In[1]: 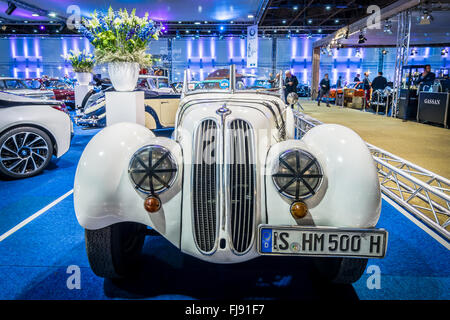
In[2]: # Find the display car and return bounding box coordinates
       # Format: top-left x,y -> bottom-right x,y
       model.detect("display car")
26,78 -> 76,109
297,83 -> 311,97
74,66 -> 387,283
75,75 -> 181,130
0,92 -> 72,179
0,77 -> 55,100
137,75 -> 181,130
329,82 -> 366,106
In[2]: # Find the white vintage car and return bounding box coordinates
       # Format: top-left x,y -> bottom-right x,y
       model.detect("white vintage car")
0,92 -> 72,179
74,66 -> 387,283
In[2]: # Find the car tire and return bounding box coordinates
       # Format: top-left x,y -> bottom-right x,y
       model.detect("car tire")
0,126 -> 54,179
313,257 -> 368,284
85,222 -> 147,279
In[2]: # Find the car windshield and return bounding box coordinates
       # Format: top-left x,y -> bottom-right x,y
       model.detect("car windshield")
158,79 -> 169,88
25,80 -> 42,89
185,68 -> 280,94
45,80 -> 71,89
4,79 -> 29,90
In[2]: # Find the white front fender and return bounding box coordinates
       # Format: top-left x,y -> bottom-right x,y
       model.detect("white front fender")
265,124 -> 381,228
74,122 -> 183,247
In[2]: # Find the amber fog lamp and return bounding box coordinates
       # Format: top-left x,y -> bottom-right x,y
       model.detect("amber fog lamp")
144,196 -> 161,213
290,201 -> 308,219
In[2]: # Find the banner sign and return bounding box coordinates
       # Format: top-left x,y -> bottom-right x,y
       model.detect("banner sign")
247,25 -> 258,68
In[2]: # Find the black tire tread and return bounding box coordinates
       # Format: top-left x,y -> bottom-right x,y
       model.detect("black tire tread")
0,126 -> 53,179
85,227 -> 120,279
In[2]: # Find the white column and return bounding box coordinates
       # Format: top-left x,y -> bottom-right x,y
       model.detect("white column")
74,85 -> 93,109
105,91 -> 145,126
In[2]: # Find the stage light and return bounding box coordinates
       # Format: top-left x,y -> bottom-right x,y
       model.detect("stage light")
382,49 -> 388,55
358,31 -> 367,44
219,26 -> 224,31
194,22 -> 200,25
410,48 -> 418,56
318,29 -> 322,33
185,30 -> 189,33
230,21 -> 234,24
441,48 -> 448,56
326,5 -> 331,10
178,21 -> 182,24
248,14 -> 254,19
383,20 -> 393,34
282,20 -> 286,24
419,9 -> 433,25
293,6 -> 298,11
32,13 -> 40,17
308,19 -> 312,24
39,25 -> 45,31
5,2 -> 16,15
335,19 -> 339,23
48,12 -> 56,18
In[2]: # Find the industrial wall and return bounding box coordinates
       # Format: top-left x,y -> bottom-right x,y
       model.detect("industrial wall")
0,36 -> 447,87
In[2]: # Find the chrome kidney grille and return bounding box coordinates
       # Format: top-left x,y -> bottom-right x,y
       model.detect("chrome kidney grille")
192,119 -> 218,253
229,120 -> 256,254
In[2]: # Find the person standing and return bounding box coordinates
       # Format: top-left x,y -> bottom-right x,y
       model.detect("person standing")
336,76 -> 343,88
362,72 -> 371,108
284,70 -> 299,102
415,64 -> 436,87
371,71 -> 388,91
318,73 -> 331,107
354,74 -> 361,82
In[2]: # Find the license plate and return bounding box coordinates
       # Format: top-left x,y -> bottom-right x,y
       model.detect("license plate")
258,226 -> 387,258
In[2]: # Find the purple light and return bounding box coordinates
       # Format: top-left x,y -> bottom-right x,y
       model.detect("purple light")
39,25 -> 45,31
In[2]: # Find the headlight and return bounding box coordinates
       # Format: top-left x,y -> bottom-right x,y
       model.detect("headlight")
128,145 -> 177,194
272,149 -> 323,200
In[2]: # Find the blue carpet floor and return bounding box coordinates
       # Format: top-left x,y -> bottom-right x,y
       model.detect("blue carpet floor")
0,124 -> 448,300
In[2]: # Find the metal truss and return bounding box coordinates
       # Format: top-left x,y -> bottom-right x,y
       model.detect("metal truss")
392,9 -> 411,118
293,111 -> 450,241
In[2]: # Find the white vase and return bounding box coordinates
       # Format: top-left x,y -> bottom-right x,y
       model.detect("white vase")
108,62 -> 140,92
76,72 -> 92,85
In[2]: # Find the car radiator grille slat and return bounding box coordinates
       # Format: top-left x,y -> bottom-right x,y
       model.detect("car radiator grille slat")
192,119 -> 217,253
230,120 -> 256,254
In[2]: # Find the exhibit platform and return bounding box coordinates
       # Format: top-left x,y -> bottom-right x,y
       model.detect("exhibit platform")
300,99 -> 450,179
0,122 -> 448,300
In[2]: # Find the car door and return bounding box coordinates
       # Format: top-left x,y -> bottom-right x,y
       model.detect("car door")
159,98 -> 180,127
144,98 -> 161,130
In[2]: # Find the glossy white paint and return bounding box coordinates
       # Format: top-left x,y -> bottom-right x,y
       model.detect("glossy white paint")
74,90 -> 382,264
0,93 -> 72,157
74,122 -> 183,247
265,124 -> 381,228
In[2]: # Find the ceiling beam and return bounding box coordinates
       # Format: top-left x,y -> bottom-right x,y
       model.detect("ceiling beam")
257,0 -> 273,25
313,0 -> 421,48
317,0 -> 357,26
287,0 -> 316,26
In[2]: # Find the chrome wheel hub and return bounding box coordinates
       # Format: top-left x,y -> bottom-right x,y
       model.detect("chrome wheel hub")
0,132 -> 49,175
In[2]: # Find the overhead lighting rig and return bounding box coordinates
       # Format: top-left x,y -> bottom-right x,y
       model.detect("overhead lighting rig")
419,8 -> 433,25
358,30 -> 367,44
5,2 -> 17,15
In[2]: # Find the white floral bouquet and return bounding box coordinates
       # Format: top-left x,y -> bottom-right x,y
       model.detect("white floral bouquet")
79,7 -> 162,66
62,49 -> 95,73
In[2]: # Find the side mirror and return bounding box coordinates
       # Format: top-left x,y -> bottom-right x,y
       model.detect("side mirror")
286,92 -> 299,106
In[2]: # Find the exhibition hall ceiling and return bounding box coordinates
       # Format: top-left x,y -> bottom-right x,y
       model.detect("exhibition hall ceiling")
339,10 -> 450,47
0,0 -> 261,22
